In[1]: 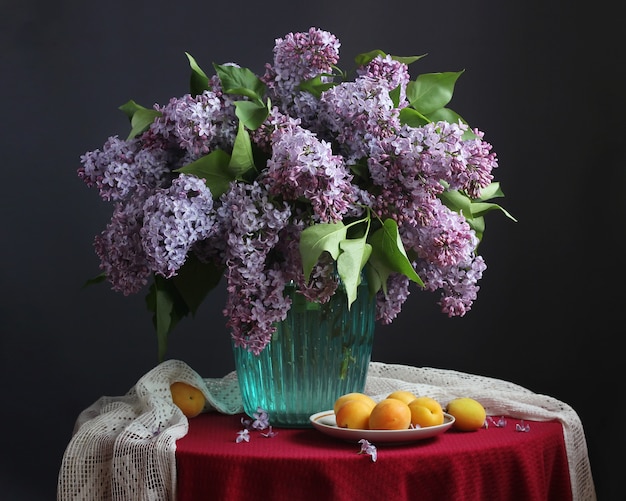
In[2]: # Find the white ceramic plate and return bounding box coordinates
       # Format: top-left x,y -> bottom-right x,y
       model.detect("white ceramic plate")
309,410 -> 455,444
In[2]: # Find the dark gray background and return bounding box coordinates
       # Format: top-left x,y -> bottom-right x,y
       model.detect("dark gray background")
2,1 -> 623,499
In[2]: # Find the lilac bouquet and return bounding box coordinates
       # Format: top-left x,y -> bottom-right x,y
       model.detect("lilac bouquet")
79,27 -> 514,360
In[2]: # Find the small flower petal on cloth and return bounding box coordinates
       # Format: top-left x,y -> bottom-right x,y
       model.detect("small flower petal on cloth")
236,429 -> 250,443
358,439 -> 378,462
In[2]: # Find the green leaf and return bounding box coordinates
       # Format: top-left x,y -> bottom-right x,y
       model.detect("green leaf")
469,201 -> 517,222
337,238 -> 372,309
174,149 -> 236,199
82,272 -> 107,288
439,184 -> 516,244
399,106 -> 469,129
144,258 -> 223,363
354,50 -> 387,66
398,107 -> 429,127
391,54 -> 427,65
299,222 -> 347,281
146,275 -> 189,363
228,120 -> 257,176
129,109 -> 161,139
367,219 -> 423,293
298,74 -> 336,98
354,50 -> 426,67
440,185 -> 517,224
349,160 -> 372,185
118,99 -> 144,120
389,85 -> 401,108
233,99 -> 269,130
172,254 -> 223,314
424,107 -> 466,125
118,100 -> 161,139
477,181 -> 504,200
213,63 -> 267,103
185,52 -> 210,96
439,189 -> 473,216
364,263 -> 383,297
467,215 -> 486,241
405,71 -> 464,115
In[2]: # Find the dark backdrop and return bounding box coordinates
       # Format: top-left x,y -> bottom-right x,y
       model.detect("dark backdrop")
2,1 -> 623,499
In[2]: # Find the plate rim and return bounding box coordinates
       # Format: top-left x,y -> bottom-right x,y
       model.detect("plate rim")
309,409 -> 455,443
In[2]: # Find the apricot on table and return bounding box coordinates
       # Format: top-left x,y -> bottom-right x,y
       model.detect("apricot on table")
368,398 -> 412,430
408,396 -> 444,428
335,399 -> 373,429
170,381 -> 206,418
333,392 -> 376,414
446,397 -> 486,431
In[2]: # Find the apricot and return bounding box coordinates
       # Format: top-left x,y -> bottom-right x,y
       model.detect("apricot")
368,398 -> 412,430
446,397 -> 486,431
408,396 -> 444,428
386,390 -> 418,405
335,399 -> 372,429
170,381 -> 205,418
333,392 -> 376,414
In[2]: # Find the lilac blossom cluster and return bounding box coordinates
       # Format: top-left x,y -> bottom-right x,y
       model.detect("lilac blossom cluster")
237,407 -> 277,442
79,27 -> 501,355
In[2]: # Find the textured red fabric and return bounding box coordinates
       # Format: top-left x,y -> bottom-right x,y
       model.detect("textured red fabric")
176,413 -> 572,501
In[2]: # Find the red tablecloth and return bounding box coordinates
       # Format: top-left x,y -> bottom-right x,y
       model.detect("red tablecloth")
175,412 -> 572,501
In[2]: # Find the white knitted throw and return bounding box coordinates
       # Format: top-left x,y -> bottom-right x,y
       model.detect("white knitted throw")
57,360 -> 597,501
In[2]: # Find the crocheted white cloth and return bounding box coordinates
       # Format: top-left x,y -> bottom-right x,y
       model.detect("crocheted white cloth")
57,360 -> 596,501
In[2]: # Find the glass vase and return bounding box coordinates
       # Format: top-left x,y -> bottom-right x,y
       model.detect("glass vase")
232,277 -> 376,427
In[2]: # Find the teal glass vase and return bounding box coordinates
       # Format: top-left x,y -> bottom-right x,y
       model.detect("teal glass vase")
232,277 -> 376,427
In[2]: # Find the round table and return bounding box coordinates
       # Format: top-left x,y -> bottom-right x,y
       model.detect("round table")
175,412 -> 572,501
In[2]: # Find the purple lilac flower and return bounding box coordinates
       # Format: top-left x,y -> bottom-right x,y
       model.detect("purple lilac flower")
405,121 -> 495,197
488,416 -> 507,428
80,28 -> 505,346
367,132 -> 444,227
239,409 -> 278,439
225,267 -> 289,355
240,416 -> 253,429
286,92 -> 322,131
358,439 -> 377,462
406,199 -> 478,268
235,429 -> 250,443
264,122 -> 354,223
374,203 -> 485,319
140,174 -> 216,278
295,256 -> 339,304
367,121 -> 495,230
251,407 -> 270,430
344,186 -> 374,218
376,273 -> 410,324
251,107 -> 302,154
78,136 -> 171,202
357,54 -> 411,107
365,121 -> 491,319
270,213 -> 306,280
148,90 -> 238,163
93,190 -> 152,295
217,181 -> 293,354
454,128 -> 498,198
262,27 -> 340,117
416,254 -> 487,317
316,76 -> 401,163
260,426 -> 278,438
